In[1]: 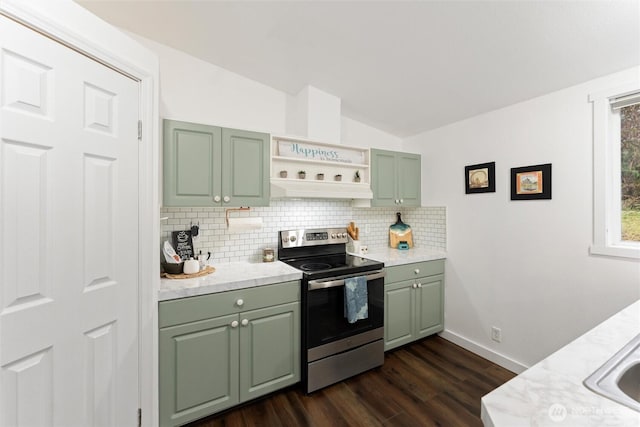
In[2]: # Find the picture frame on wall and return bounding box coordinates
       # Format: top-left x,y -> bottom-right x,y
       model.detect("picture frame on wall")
465,161 -> 496,194
510,163 -> 552,200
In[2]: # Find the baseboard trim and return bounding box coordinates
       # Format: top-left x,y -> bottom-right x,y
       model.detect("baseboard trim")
438,330 -> 529,374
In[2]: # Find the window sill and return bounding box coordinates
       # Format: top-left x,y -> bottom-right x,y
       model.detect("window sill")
590,244 -> 640,260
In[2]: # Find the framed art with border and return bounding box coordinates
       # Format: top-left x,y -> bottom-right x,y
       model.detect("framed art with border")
510,163 -> 552,200
465,162 -> 495,194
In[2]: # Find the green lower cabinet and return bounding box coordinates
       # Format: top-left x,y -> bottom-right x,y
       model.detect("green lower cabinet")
415,275 -> 444,339
239,302 -> 300,402
159,282 -> 300,427
384,260 -> 444,352
384,279 -> 415,349
159,314 -> 239,427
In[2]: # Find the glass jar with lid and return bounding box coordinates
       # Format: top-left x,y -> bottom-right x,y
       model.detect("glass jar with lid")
262,248 -> 275,262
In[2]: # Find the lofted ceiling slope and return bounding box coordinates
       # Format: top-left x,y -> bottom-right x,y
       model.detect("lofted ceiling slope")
78,0 -> 640,137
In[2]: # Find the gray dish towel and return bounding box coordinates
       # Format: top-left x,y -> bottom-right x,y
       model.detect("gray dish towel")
344,276 -> 368,324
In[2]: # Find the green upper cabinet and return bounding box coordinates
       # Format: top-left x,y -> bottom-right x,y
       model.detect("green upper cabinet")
163,119 -> 270,207
397,152 -> 421,206
222,128 -> 270,206
371,149 -> 421,207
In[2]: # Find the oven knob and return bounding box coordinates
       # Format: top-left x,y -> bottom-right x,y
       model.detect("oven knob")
331,233 -> 336,239
236,299 -> 244,307
289,236 -> 296,242
341,232 -> 347,238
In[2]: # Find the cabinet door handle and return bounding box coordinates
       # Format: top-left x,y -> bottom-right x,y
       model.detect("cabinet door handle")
417,283 -> 422,288
414,269 -> 420,274
400,199 -> 404,204
214,195 -> 221,203
395,199 -> 399,204
223,196 -> 231,203
236,299 -> 244,307
241,318 -> 249,327
230,320 -> 239,328
412,283 -> 417,289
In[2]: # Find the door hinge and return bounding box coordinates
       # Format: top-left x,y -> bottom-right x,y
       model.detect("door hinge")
138,120 -> 142,140
137,408 -> 142,427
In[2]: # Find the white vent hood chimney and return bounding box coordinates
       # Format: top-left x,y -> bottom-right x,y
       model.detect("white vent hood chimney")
287,86 -> 342,142
272,87 -> 373,201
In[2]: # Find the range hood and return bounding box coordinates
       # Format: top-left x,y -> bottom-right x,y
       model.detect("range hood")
270,179 -> 373,200
270,133 -> 373,201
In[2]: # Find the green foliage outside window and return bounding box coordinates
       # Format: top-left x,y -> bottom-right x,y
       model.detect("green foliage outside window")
621,104 -> 640,241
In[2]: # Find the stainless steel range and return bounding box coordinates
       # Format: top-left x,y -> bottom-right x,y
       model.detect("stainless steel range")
278,227 -> 385,393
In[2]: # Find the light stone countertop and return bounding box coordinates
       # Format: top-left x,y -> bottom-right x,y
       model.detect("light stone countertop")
159,246 -> 446,302
159,261 -> 302,302
481,300 -> 640,427
351,246 -> 447,267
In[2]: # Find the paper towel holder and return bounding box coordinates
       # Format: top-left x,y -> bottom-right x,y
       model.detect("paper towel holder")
225,207 -> 251,226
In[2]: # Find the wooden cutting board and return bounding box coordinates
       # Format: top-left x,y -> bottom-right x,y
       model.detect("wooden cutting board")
389,212 -> 413,248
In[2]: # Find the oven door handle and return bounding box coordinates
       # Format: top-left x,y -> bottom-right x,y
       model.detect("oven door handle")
307,270 -> 385,291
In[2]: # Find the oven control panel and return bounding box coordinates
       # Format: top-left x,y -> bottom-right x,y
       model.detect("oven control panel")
280,228 -> 349,248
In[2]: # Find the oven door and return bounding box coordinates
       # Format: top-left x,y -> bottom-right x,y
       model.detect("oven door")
305,270 -> 385,349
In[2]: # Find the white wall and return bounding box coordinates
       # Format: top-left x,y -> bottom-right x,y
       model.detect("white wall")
342,116 -> 403,150
129,34 -> 287,135
404,67 -> 640,371
130,33 -> 401,151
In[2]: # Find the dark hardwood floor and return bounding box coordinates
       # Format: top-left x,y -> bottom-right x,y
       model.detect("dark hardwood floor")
188,336 -> 516,427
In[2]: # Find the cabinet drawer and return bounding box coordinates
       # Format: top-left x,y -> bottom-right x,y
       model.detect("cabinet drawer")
385,259 -> 444,283
159,280 -> 300,328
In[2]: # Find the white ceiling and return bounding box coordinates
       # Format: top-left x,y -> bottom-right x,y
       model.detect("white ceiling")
78,0 -> 640,137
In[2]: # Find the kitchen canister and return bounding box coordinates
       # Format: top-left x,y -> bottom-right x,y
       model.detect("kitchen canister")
262,248 -> 275,262
183,258 -> 200,274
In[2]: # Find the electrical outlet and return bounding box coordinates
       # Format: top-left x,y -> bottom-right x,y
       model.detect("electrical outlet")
491,326 -> 502,343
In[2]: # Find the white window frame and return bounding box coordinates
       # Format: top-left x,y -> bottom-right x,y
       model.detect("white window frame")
589,82 -> 640,259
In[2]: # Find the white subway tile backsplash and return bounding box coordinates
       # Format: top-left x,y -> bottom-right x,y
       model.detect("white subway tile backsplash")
160,200 -> 446,264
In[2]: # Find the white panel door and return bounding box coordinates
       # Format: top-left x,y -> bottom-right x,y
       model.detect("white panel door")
0,15 -> 140,426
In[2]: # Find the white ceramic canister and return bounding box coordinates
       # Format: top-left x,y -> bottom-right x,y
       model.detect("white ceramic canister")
183,258 -> 200,274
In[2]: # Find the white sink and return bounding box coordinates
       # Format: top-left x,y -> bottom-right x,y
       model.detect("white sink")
584,333 -> 640,412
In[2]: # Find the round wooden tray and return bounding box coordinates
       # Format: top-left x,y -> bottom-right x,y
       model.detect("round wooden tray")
161,265 -> 215,279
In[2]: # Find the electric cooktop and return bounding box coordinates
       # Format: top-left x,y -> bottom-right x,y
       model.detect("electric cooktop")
281,253 -> 383,279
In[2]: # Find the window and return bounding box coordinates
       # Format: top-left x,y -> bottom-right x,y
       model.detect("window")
590,83 -> 640,259
620,103 -> 640,242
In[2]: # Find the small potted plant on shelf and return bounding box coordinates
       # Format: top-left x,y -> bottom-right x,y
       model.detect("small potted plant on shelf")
334,174 -> 342,182
354,170 -> 361,183
316,173 -> 324,180
298,170 -> 306,179
279,170 -> 288,178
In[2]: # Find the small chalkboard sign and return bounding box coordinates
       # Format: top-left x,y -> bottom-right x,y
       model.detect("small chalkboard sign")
172,230 -> 194,261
